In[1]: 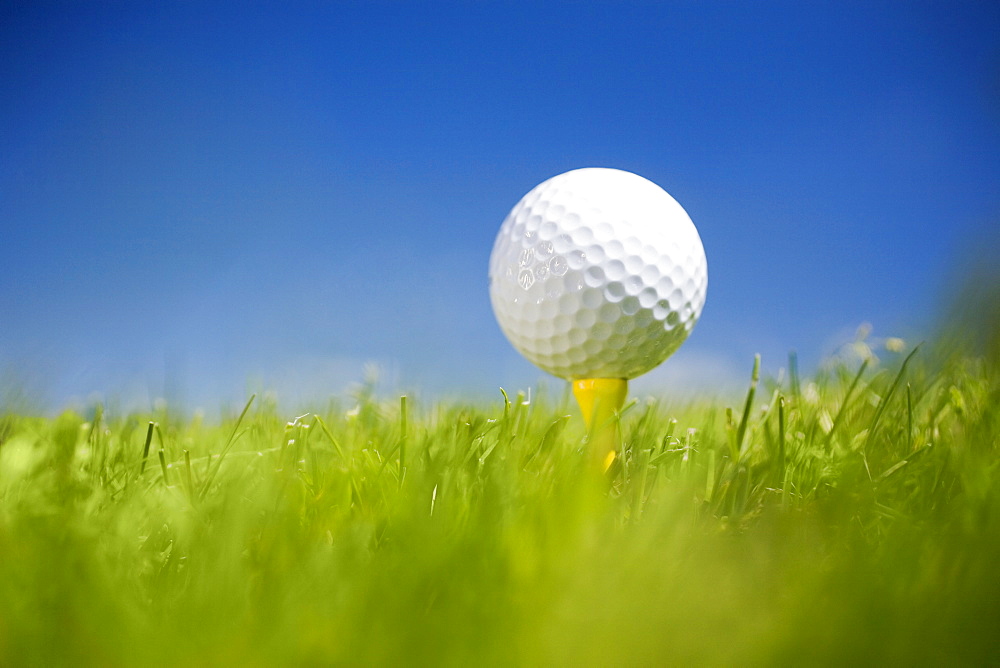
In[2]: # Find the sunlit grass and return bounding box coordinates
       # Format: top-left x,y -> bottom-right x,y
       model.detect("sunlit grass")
0,340 -> 998,665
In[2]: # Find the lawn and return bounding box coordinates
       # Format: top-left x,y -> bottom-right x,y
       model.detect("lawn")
0,339 -> 997,665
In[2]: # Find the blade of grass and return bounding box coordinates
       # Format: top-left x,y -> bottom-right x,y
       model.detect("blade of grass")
158,449 -> 170,485
705,448 -> 716,503
906,382 -> 913,450
199,394 -> 256,499
183,449 -> 195,499
399,395 -> 408,479
140,421 -> 154,474
630,447 -> 651,523
155,422 -> 167,457
522,414 -> 571,468
659,418 -> 678,454
789,350 -> 801,400
776,395 -> 786,483
725,407 -> 738,460
735,354 -> 761,457
499,387 -> 511,422
313,415 -> 346,460
865,345 -> 921,450
825,358 -> 870,448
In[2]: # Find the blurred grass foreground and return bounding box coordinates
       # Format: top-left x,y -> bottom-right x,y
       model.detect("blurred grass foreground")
1,288 -> 999,665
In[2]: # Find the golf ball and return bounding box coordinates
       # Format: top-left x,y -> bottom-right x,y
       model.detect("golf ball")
489,168 -> 707,380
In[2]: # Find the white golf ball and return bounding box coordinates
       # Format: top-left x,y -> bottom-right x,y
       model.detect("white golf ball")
489,167 -> 707,380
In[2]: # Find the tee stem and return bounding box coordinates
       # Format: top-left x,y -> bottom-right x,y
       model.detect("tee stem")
572,378 -> 628,471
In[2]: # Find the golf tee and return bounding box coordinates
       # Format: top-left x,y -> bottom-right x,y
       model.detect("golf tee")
572,378 -> 628,471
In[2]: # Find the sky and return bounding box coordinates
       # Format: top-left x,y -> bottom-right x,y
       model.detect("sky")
2,1 -> 999,412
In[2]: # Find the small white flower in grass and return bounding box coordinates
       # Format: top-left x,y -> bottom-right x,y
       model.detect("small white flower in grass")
885,337 -> 906,353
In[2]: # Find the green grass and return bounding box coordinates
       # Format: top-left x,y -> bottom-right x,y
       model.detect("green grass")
1,344 -> 998,666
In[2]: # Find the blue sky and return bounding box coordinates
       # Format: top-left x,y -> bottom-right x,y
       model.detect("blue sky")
3,1 -> 999,411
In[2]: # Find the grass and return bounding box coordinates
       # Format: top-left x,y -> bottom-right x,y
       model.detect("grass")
0,340 -> 998,666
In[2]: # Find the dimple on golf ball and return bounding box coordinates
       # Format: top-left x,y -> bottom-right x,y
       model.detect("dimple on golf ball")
489,167 -> 707,380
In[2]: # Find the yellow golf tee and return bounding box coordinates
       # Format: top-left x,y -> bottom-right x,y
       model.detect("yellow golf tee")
572,378 -> 628,471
